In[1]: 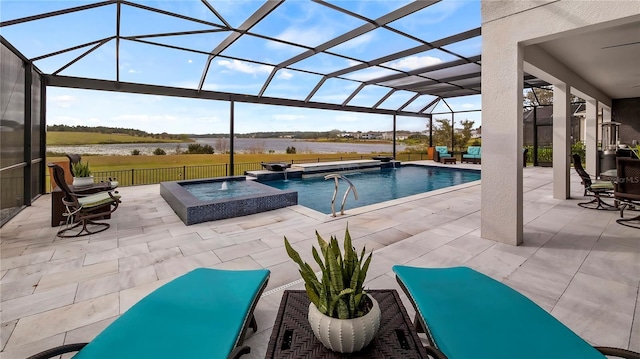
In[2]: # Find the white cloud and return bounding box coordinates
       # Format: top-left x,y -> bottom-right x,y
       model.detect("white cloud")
332,32 -> 374,51
335,115 -> 360,122
50,115 -> 81,125
277,70 -> 293,80
270,26 -> 332,49
111,114 -> 178,123
462,103 -> 476,109
346,59 -> 361,67
188,59 -> 193,63
345,67 -> 398,82
128,69 -> 139,74
217,59 -> 273,75
386,55 -> 442,71
272,114 -> 305,121
51,95 -> 76,108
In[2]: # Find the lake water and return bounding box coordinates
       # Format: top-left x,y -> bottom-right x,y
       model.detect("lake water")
48,138 -> 406,156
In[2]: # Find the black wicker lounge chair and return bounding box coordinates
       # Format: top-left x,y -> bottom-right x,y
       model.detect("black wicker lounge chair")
394,265 -> 640,359
260,162 -> 291,171
27,268 -> 270,359
614,157 -> 640,228
572,154 -> 617,210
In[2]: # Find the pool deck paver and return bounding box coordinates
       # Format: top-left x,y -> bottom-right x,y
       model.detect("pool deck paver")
0,162 -> 638,358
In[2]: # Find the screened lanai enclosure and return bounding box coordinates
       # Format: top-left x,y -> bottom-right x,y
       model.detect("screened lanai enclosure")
1,0 -> 553,226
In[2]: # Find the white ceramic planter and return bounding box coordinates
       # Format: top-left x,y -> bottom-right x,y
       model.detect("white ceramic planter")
73,176 -> 94,187
308,295 -> 381,353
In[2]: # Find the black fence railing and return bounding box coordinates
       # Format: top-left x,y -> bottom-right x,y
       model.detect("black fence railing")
48,154 -> 434,190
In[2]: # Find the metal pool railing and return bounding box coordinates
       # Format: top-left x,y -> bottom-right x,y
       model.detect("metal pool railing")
89,163 -> 264,187
46,153 -> 433,190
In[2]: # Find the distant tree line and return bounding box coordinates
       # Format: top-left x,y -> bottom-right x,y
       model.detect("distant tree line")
47,124 -> 190,141
190,130 -> 345,139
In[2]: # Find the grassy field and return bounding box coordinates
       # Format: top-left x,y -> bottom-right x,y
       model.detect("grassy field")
45,153 -> 401,190
46,153 -> 392,171
47,132 -> 192,145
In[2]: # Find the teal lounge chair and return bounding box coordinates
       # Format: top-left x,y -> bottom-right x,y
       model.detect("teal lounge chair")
393,266 -> 639,359
434,146 -> 452,162
461,146 -> 481,164
27,268 -> 270,359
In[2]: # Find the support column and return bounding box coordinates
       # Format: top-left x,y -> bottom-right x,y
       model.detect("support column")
23,63 -> 32,205
392,114 -> 397,159
585,99 -> 598,173
552,84 -> 571,199
229,101 -> 234,176
481,38 -> 523,245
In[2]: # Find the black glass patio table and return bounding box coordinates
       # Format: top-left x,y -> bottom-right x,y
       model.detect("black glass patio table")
265,289 -> 429,358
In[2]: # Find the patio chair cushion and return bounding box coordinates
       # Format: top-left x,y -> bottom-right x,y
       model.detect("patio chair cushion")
73,268 -> 270,359
462,146 -> 482,159
590,181 -> 614,190
435,146 -> 452,158
77,192 -> 122,208
393,266 -> 605,359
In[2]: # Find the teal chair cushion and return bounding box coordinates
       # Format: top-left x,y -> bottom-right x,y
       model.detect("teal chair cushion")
74,268 -> 270,359
435,146 -> 452,158
393,266 -> 605,359
435,146 -> 449,154
466,146 -> 481,156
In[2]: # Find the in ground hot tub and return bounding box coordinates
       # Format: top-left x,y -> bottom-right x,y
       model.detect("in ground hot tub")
160,176 -> 297,225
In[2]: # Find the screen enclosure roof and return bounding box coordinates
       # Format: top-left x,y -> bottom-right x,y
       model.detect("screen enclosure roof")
0,0 -> 543,117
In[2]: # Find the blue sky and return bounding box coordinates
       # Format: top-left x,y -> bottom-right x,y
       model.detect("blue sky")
1,0 -> 482,134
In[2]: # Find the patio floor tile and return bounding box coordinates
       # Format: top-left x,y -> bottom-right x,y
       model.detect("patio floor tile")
0,165 -> 637,358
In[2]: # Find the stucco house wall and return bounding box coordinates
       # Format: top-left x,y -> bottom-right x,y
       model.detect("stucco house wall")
480,1 -> 639,245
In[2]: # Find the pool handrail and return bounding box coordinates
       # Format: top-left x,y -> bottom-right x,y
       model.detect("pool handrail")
324,173 -> 358,217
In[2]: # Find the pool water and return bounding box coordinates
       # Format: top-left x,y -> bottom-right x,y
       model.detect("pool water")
260,165 -> 480,214
182,180 -> 265,201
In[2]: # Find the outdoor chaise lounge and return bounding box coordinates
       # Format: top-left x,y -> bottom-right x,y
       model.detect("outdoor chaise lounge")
260,162 -> 291,171
461,146 -> 481,164
572,154 -> 617,210
27,268 -> 270,359
393,265 -> 640,359
433,146 -> 452,163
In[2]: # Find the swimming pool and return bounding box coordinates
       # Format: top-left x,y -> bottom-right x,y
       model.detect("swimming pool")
259,165 -> 480,214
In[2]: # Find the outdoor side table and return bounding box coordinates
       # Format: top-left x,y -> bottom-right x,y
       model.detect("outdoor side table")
266,289 -> 429,358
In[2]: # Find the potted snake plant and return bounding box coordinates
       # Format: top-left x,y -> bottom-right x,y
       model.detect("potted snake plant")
71,161 -> 93,187
284,226 -> 380,353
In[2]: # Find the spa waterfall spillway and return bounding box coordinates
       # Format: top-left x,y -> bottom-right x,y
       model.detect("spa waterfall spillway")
160,176 -> 297,225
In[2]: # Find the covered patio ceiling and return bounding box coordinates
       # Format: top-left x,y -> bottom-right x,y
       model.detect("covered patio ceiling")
0,0 -> 504,117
